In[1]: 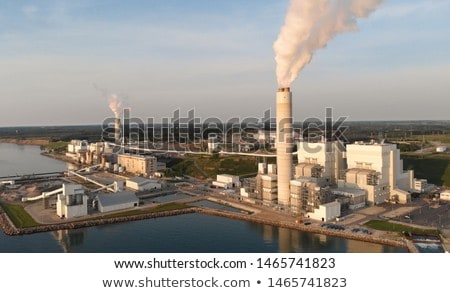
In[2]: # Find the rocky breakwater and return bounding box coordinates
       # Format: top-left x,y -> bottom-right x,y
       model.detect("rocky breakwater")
0,206 -> 199,236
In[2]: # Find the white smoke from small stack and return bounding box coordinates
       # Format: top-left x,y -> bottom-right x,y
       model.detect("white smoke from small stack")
108,94 -> 122,119
274,0 -> 383,88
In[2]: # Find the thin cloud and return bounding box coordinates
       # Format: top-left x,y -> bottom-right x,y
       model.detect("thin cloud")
374,0 -> 448,18
22,5 -> 38,18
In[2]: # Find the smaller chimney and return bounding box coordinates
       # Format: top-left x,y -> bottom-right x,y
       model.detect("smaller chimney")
114,118 -> 121,144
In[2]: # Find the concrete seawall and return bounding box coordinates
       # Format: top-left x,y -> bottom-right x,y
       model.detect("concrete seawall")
197,208 -> 408,250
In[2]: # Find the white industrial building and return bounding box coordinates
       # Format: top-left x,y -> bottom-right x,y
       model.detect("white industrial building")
414,179 -> 429,193
332,187 -> 366,210
96,191 -> 139,213
212,174 -> 240,189
297,141 -> 345,186
56,184 -> 88,219
307,201 -> 341,222
440,190 -> 450,201
340,142 -> 414,205
260,174 -> 278,203
118,154 -> 157,176
67,140 -> 88,154
126,177 -> 162,191
290,179 -> 321,213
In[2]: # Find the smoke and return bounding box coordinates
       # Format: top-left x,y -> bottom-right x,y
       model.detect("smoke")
93,84 -> 124,118
108,94 -> 122,118
274,0 -> 383,88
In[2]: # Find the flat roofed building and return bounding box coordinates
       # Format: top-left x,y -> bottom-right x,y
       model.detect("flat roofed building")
297,141 -> 345,186
307,201 -> 341,222
126,177 -> 162,191
343,142 -> 413,205
96,191 -> 139,213
213,174 -> 240,189
118,154 -> 157,176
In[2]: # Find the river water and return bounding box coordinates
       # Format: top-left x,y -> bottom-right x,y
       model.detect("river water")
0,143 -> 406,253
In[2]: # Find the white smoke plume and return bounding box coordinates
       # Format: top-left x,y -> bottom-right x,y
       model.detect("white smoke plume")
274,0 -> 383,88
108,94 -> 122,118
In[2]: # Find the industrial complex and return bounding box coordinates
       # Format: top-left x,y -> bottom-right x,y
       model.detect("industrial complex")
0,91 -> 448,254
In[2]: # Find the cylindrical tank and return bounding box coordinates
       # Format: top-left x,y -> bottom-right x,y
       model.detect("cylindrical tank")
276,87 -> 293,206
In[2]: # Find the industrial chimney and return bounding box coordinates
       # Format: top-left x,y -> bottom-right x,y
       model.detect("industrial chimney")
114,118 -> 121,145
276,87 -> 293,206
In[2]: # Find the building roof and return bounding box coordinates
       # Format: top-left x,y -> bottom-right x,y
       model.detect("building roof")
332,187 -> 366,197
97,191 -> 138,207
261,174 -> 277,181
321,201 -> 340,208
127,176 -> 154,184
217,174 -> 239,178
118,153 -> 156,160
346,168 -> 377,175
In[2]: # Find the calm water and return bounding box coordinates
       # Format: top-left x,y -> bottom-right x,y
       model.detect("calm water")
0,143 -> 407,253
0,143 -> 67,176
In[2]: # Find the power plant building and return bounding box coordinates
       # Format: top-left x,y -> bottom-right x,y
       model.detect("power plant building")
213,174 -> 240,189
126,177 -> 162,191
96,191 -> 139,213
56,184 -> 88,219
118,154 -> 157,176
296,141 -> 345,186
307,201 -> 341,222
341,142 -> 414,204
260,174 -> 278,203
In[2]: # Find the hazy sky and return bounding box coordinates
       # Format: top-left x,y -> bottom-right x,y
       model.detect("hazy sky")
1,0 -> 449,126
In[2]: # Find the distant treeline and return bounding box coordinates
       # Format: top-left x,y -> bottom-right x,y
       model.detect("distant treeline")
1,120 -> 449,143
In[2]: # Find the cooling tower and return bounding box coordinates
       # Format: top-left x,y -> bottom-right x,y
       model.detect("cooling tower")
114,118 -> 121,144
276,88 -> 293,206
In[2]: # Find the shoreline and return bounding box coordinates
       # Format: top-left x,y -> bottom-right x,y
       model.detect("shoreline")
0,138 -> 49,146
0,142 -> 414,251
0,205 -> 410,252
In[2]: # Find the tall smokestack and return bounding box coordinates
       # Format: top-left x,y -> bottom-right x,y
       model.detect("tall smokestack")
276,87 -> 293,206
114,118 -> 121,145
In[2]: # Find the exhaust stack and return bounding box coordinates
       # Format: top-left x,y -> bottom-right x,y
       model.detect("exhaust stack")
114,118 -> 121,145
276,87 -> 293,206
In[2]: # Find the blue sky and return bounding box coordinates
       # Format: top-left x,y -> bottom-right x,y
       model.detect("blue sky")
0,0 -> 449,126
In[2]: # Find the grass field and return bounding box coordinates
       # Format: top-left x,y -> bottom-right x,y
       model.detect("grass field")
411,134 -> 450,146
401,153 -> 450,187
168,154 -> 258,179
0,203 -> 40,228
365,220 -> 439,235
44,141 -> 69,153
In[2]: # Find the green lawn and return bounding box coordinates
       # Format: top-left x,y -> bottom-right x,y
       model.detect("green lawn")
364,220 -> 439,235
167,154 -> 258,179
0,203 -> 40,228
44,141 -> 69,153
402,154 -> 450,187
411,134 -> 450,145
